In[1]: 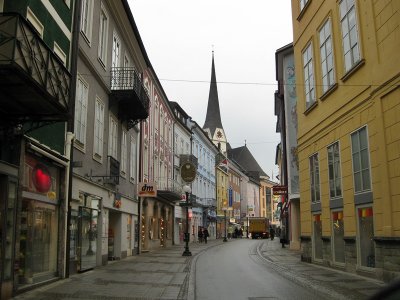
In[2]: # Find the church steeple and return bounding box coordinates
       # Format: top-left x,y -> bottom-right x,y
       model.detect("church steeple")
203,51 -> 227,154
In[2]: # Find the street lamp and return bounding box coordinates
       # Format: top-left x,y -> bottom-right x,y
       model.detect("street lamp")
222,207 -> 228,242
182,185 -> 192,256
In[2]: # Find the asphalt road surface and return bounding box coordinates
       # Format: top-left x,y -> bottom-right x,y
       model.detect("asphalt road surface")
195,239 -> 324,300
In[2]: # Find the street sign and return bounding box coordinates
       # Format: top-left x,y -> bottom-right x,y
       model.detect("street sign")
179,201 -> 192,207
273,185 -> 288,195
180,162 -> 196,183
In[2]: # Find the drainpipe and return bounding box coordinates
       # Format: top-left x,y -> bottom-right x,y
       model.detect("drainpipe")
65,0 -> 82,278
137,120 -> 143,255
63,131 -> 74,277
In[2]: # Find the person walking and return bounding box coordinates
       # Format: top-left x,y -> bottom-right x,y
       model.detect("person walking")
203,227 -> 209,244
198,227 -> 204,243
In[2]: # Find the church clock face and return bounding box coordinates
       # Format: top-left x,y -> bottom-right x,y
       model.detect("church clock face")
216,130 -> 223,139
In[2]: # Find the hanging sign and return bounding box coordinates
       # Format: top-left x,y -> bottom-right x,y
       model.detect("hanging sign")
138,182 -> 157,197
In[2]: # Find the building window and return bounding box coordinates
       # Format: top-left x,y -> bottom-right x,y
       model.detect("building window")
319,18 -> 335,93
98,3 -> 108,67
357,207 -> 375,267
332,211 -> 345,263
120,129 -> 127,176
130,137 -> 137,181
351,127 -> 371,193
300,0 -> 309,11
94,98 -> 104,159
309,153 -> 320,203
327,142 -> 342,199
75,76 -> 88,146
303,43 -> 316,109
339,0 -> 361,72
112,31 -> 121,69
80,0 -> 93,42
108,115 -> 118,159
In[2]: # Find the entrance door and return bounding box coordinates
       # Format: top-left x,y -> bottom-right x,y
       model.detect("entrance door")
78,207 -> 98,271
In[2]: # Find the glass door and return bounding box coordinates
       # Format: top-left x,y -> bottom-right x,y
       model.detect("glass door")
78,207 -> 98,271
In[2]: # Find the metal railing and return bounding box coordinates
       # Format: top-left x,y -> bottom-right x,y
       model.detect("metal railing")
110,66 -> 150,111
0,13 -> 70,112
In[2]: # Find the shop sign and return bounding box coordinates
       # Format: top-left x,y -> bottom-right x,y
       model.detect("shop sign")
138,182 -> 157,197
24,153 -> 59,201
273,185 -> 288,195
114,193 -> 122,208
180,162 -> 196,183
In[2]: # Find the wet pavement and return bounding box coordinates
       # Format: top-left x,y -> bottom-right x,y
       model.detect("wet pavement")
12,238 -> 387,300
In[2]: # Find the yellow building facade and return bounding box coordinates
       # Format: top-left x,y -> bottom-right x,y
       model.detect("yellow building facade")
216,165 -> 229,238
292,0 -> 400,281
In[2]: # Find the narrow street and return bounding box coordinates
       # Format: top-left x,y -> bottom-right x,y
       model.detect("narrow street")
195,239 -> 320,300
12,238 -> 385,300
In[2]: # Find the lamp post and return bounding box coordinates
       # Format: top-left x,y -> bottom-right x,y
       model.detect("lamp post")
182,185 -> 192,256
223,208 -> 227,242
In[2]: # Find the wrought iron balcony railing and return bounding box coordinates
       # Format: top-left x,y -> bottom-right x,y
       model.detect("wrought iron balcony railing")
110,67 -> 150,127
0,13 -> 71,122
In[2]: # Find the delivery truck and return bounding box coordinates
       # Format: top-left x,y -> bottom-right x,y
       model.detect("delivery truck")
248,217 -> 269,239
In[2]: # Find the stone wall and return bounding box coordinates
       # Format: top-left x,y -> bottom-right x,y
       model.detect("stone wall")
300,236 -> 312,263
375,238 -> 400,282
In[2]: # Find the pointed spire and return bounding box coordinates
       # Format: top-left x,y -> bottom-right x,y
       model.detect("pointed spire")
203,51 -> 223,134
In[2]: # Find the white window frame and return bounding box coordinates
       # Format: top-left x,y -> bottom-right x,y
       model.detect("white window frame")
300,0 -> 309,11
108,114 -> 118,159
327,141 -> 342,199
112,31 -> 121,69
302,43 -> 316,109
26,7 -> 44,38
309,153 -> 320,203
351,126 -> 371,194
80,0 -> 93,43
75,75 -> 88,148
53,42 -> 67,66
129,136 -> 137,182
339,0 -> 361,73
120,129 -> 127,176
319,18 -> 335,94
98,3 -> 109,68
93,97 -> 105,160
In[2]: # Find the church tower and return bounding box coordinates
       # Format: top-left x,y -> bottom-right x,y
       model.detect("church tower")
203,52 -> 227,154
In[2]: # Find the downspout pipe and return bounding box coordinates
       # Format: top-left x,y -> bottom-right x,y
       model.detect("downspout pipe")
65,0 -> 82,278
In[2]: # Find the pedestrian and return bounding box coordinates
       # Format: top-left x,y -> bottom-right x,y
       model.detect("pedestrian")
203,227 -> 209,244
234,227 -> 239,239
239,228 -> 243,238
280,227 -> 286,248
198,227 -> 204,243
270,226 -> 275,240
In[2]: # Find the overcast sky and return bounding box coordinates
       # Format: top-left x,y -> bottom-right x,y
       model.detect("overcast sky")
129,1 -> 293,180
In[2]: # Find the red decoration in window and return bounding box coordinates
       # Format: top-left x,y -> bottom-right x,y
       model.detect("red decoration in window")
32,164 -> 52,193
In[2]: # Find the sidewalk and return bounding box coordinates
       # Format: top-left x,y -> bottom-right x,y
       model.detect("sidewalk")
257,238 -> 386,300
12,239 -> 220,300
12,238 -> 387,300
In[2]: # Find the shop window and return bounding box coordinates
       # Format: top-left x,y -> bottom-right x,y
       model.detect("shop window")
19,199 -> 58,285
313,214 -> 323,260
332,211 -> 345,263
358,207 -> 375,268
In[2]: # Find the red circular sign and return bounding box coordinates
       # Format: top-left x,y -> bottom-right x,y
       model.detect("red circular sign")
32,164 -> 52,193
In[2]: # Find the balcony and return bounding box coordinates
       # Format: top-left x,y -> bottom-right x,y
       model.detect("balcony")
110,67 -> 149,128
0,13 -> 71,124
156,178 -> 182,203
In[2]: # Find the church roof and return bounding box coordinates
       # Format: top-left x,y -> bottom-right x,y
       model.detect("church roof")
203,52 -> 223,135
228,145 -> 268,179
